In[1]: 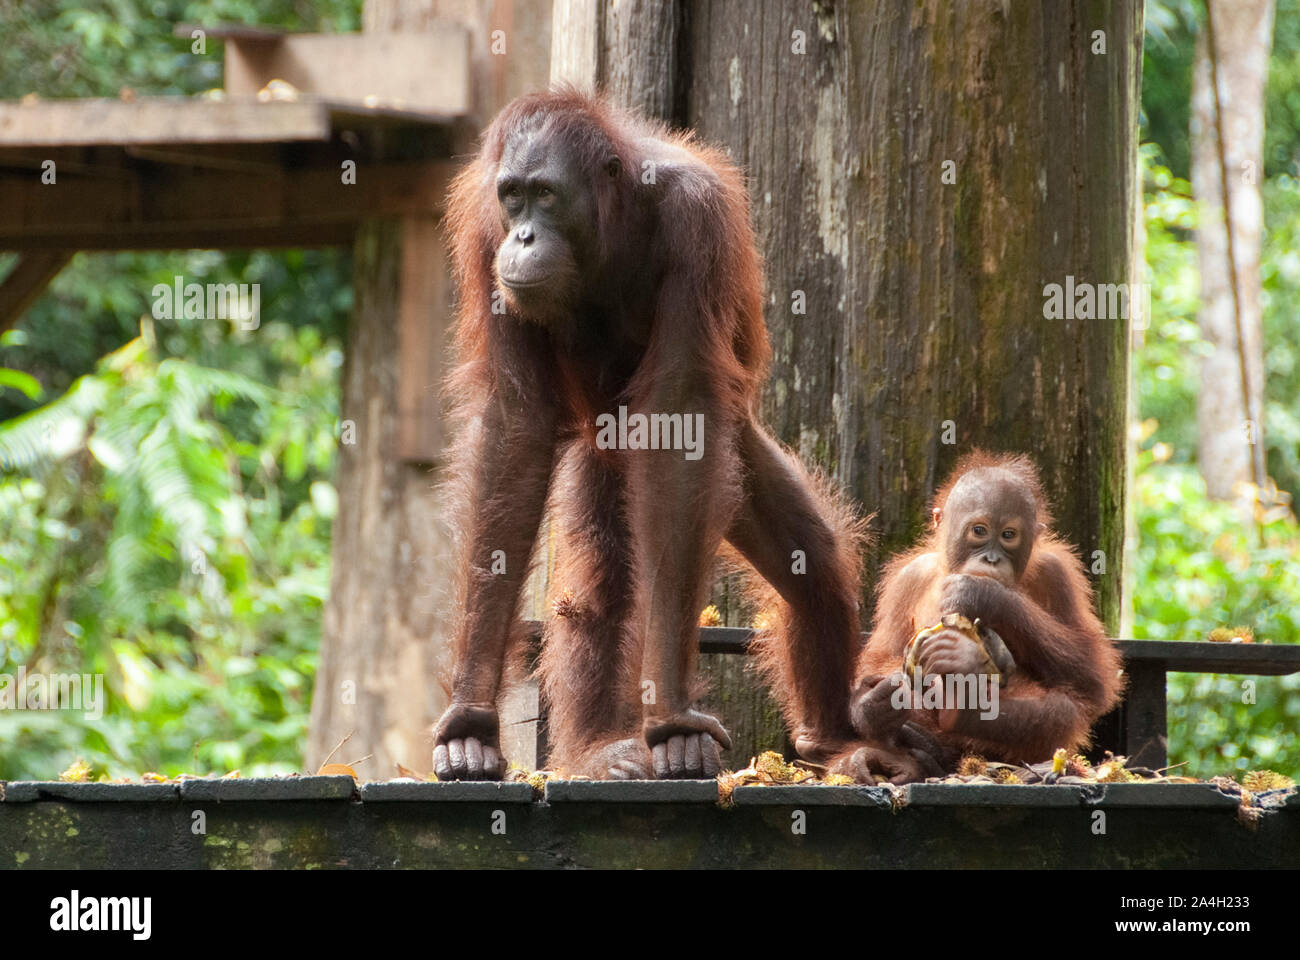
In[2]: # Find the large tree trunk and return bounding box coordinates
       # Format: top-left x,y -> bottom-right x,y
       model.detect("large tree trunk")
1192,0 -> 1274,502
684,1 -> 1141,632
309,0 -> 551,775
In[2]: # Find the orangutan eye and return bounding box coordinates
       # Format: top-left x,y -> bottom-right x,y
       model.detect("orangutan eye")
1002,528 -> 1017,541
972,524 -> 987,537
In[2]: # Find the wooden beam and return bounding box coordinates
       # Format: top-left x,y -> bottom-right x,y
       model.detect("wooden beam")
0,99 -> 334,147
0,250 -> 72,332
173,23 -> 285,42
4,224 -> 358,252
123,144 -> 284,175
0,160 -> 456,250
221,31 -> 471,117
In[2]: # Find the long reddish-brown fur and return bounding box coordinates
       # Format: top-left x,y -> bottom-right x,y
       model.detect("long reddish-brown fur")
438,89 -> 864,777
850,451 -> 1123,766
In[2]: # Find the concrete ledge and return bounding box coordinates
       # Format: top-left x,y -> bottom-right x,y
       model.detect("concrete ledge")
908,784 -> 1092,807
359,780 -> 535,802
731,785 -> 894,807
1075,783 -> 1243,808
543,779 -> 719,803
1,781 -> 179,802
177,776 -> 356,802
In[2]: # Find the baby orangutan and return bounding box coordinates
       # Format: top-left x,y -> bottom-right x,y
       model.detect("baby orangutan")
832,452 -> 1122,783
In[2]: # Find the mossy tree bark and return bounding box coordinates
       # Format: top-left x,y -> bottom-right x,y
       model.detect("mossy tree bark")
683,1 -> 1141,632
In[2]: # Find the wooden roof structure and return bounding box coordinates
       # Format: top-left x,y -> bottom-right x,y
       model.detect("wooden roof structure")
0,25 -> 473,332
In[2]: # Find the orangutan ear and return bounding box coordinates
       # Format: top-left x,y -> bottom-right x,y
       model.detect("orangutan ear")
931,507 -> 943,532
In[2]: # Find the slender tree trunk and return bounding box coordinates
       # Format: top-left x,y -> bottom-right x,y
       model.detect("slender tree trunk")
1192,0 -> 1274,502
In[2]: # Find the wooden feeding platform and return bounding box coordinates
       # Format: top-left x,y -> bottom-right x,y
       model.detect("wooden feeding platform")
0,95 -> 463,254
1,774 -> 1295,869
6,630 -> 1297,870
0,23 -> 471,286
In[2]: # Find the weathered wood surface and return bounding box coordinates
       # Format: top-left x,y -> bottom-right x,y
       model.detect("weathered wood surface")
683,1 -> 1142,631
0,98 -> 333,146
2,778 -> 1293,869
221,30 -> 472,116
0,161 -> 455,250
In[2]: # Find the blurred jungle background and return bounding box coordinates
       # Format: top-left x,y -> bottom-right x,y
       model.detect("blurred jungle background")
0,0 -> 1297,780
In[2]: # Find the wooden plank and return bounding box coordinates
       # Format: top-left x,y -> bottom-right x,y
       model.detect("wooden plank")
1120,661 -> 1170,769
223,32 -> 471,117
4,223 -> 357,252
123,144 -> 284,175
550,0 -> 602,90
1118,639 -> 1300,675
395,215 -> 450,463
174,22 -> 285,42
0,250 -> 72,332
0,99 -> 333,147
0,160 -> 455,250
519,624 -> 1300,676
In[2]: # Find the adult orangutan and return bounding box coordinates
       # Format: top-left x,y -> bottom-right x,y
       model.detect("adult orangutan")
431,89 -> 883,780
834,452 -> 1123,781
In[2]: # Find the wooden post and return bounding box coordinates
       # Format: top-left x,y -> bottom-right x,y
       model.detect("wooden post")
0,251 -> 72,333
310,0 -> 552,776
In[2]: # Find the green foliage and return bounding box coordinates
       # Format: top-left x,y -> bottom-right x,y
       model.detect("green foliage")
0,323 -> 339,780
1266,0 -> 1300,177
1136,144 -> 1300,778
1142,0 -> 1300,180
1138,146 -> 1300,502
1137,143 -> 1202,462
1261,173 -> 1300,498
1131,456 -> 1300,777
0,0 -> 360,100
0,0 -> 356,781
1142,0 -> 1199,179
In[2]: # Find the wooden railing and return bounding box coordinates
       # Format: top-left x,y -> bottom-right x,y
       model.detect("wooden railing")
523,622 -> 1300,769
